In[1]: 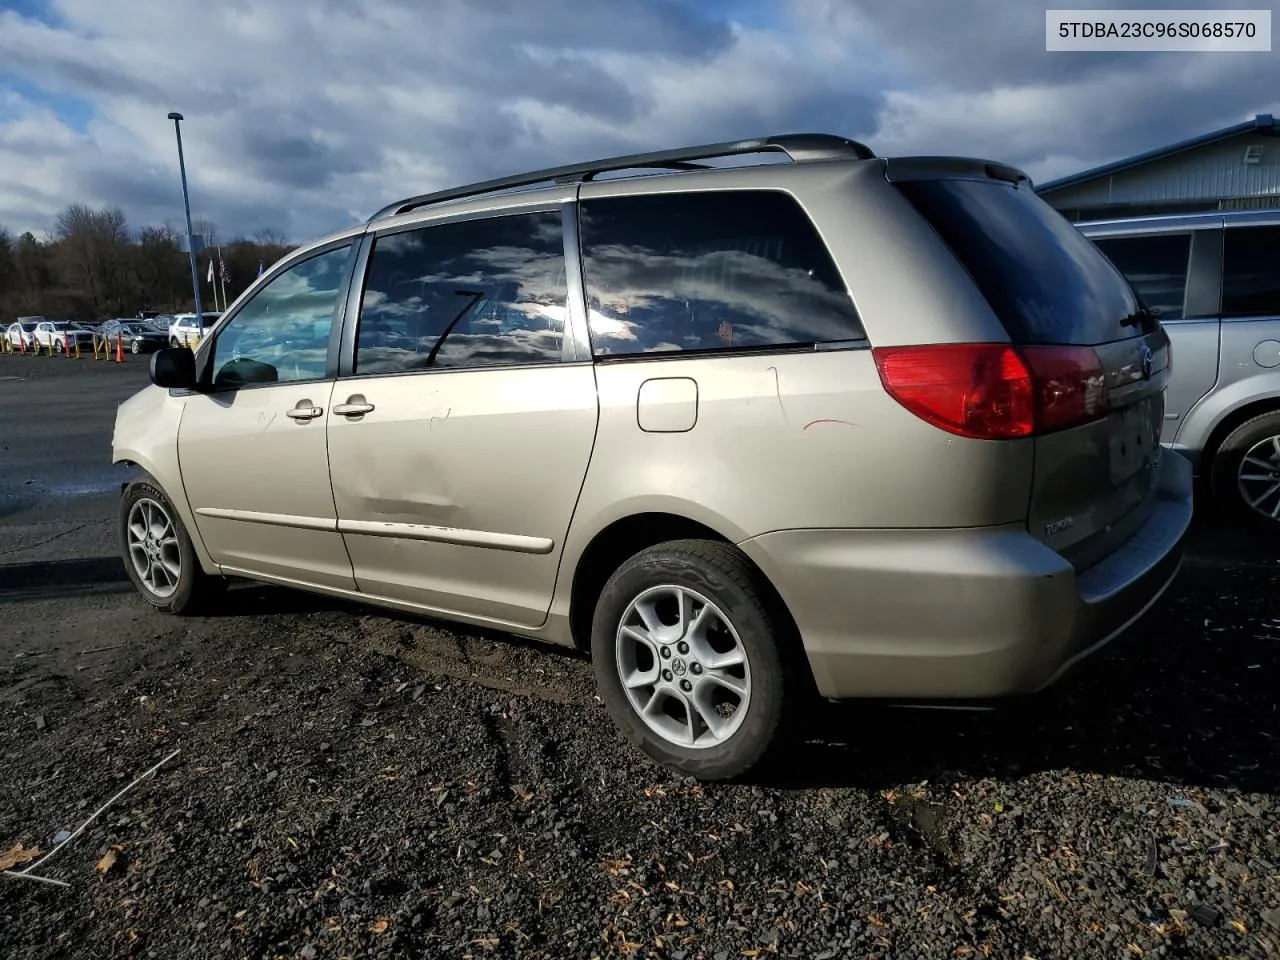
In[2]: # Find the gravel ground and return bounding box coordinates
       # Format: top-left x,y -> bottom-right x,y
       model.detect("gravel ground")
1,351 -> 1279,959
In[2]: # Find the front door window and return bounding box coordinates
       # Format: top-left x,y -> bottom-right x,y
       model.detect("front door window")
209,245 -> 353,388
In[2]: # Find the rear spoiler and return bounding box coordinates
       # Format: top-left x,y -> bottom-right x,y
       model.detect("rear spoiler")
882,156 -> 1032,188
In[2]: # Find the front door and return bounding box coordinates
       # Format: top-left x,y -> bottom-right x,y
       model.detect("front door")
177,242 -> 359,590
325,206 -> 598,628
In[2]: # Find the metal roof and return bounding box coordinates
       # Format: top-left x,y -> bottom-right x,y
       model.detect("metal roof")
1037,113 -> 1279,195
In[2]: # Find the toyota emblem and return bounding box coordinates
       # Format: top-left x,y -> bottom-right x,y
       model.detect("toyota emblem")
1139,345 -> 1154,380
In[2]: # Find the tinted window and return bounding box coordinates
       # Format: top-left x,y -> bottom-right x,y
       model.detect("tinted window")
578,190 -> 863,356
355,212 -> 566,375
1222,225 -> 1280,317
896,179 -> 1150,344
209,245 -> 352,388
1091,233 -> 1191,320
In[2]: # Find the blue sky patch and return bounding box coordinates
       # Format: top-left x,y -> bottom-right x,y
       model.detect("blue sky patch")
0,73 -> 93,132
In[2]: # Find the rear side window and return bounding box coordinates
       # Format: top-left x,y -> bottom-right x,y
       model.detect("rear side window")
896,179 -> 1148,345
579,190 -> 863,357
1222,225 -> 1280,317
1090,233 -> 1191,321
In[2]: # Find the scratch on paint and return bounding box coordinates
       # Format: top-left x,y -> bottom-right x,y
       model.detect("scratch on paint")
429,407 -> 452,430
803,418 -> 859,431
766,366 -> 788,424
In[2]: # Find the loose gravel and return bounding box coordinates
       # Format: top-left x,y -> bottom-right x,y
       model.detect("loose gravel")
2,529 -> 1279,960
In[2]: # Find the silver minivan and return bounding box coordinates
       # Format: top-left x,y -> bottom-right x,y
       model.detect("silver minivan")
113,135 -> 1194,779
1079,211 -> 1280,529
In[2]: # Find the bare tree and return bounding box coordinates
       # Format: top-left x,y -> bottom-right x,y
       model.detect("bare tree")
253,226 -> 287,246
133,223 -> 186,313
191,217 -> 219,252
55,203 -> 131,317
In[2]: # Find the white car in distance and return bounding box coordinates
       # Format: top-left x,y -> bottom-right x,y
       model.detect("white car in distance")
168,313 -> 221,348
34,320 -> 95,352
5,321 -> 39,351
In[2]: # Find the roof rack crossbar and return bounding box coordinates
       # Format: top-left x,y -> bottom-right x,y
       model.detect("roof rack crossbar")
368,133 -> 875,222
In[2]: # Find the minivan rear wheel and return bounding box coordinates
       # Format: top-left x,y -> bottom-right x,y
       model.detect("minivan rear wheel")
1210,411 -> 1280,530
590,539 -> 792,781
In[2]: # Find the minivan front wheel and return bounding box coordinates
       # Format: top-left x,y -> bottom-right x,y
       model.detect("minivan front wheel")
1211,411 -> 1280,530
120,480 -> 223,614
590,540 -> 792,781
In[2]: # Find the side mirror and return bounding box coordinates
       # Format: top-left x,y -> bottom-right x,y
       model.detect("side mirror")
150,347 -> 197,390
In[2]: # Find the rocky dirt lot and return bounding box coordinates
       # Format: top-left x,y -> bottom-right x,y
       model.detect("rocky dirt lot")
1,351 -> 1278,960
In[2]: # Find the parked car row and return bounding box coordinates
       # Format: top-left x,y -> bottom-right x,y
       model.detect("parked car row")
4,312 -> 223,354
4,318 -> 96,352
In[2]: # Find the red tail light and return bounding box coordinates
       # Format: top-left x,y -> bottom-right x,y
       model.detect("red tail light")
872,343 -> 1108,440
1018,344 -> 1107,433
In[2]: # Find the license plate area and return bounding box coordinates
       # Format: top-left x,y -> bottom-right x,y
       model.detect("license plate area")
1108,397 -> 1158,484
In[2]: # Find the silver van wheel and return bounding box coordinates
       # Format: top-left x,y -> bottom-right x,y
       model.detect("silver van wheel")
1237,434 -> 1280,520
615,584 -> 752,749
126,498 -> 182,599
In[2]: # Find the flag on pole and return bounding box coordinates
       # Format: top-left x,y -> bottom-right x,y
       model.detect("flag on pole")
219,257 -> 230,285
206,258 -> 214,283
257,261 -> 264,278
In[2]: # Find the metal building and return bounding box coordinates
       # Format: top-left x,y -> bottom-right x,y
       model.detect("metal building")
1036,113 -> 1280,223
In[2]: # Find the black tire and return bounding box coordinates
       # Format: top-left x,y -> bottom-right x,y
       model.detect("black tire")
170,337 -> 180,348
1209,411 -> 1280,531
119,479 -> 224,615
590,539 -> 801,781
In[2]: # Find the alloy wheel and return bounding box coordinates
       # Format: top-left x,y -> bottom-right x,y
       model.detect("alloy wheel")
126,497 -> 182,599
614,584 -> 751,749
1237,434 -> 1280,521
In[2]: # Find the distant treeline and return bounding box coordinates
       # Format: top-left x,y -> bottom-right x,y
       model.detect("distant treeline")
0,203 -> 295,323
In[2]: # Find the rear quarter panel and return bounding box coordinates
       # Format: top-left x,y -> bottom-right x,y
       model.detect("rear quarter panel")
559,348 -> 1033,547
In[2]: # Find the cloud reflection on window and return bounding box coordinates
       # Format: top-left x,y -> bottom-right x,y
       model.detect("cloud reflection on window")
356,213 -> 567,374
580,191 -> 864,357
211,244 -> 352,387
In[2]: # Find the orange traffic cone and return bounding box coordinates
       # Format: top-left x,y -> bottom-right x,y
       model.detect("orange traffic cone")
115,332 -> 124,363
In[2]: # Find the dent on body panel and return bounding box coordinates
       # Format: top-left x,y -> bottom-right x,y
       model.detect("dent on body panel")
338,390 -> 463,524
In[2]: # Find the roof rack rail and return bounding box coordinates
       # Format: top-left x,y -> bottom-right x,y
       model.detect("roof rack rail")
368,133 -> 875,222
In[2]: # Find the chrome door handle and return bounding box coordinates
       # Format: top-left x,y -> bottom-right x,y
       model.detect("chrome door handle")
332,395 -> 375,417
286,401 -> 324,421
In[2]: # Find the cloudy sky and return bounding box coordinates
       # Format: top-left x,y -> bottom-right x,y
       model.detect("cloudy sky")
0,0 -> 1275,243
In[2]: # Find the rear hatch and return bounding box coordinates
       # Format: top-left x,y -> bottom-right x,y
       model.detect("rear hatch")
892,169 -> 1169,570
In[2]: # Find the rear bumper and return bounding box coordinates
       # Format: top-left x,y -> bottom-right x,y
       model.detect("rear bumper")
738,450 -> 1194,700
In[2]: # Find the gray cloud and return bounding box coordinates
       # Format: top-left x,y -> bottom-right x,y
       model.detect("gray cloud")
0,0 -> 1271,245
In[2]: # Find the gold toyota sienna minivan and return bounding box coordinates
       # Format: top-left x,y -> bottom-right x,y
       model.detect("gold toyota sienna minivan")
113,135 -> 1194,780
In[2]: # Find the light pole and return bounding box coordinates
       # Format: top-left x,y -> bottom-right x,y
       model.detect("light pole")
167,111 -> 205,323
